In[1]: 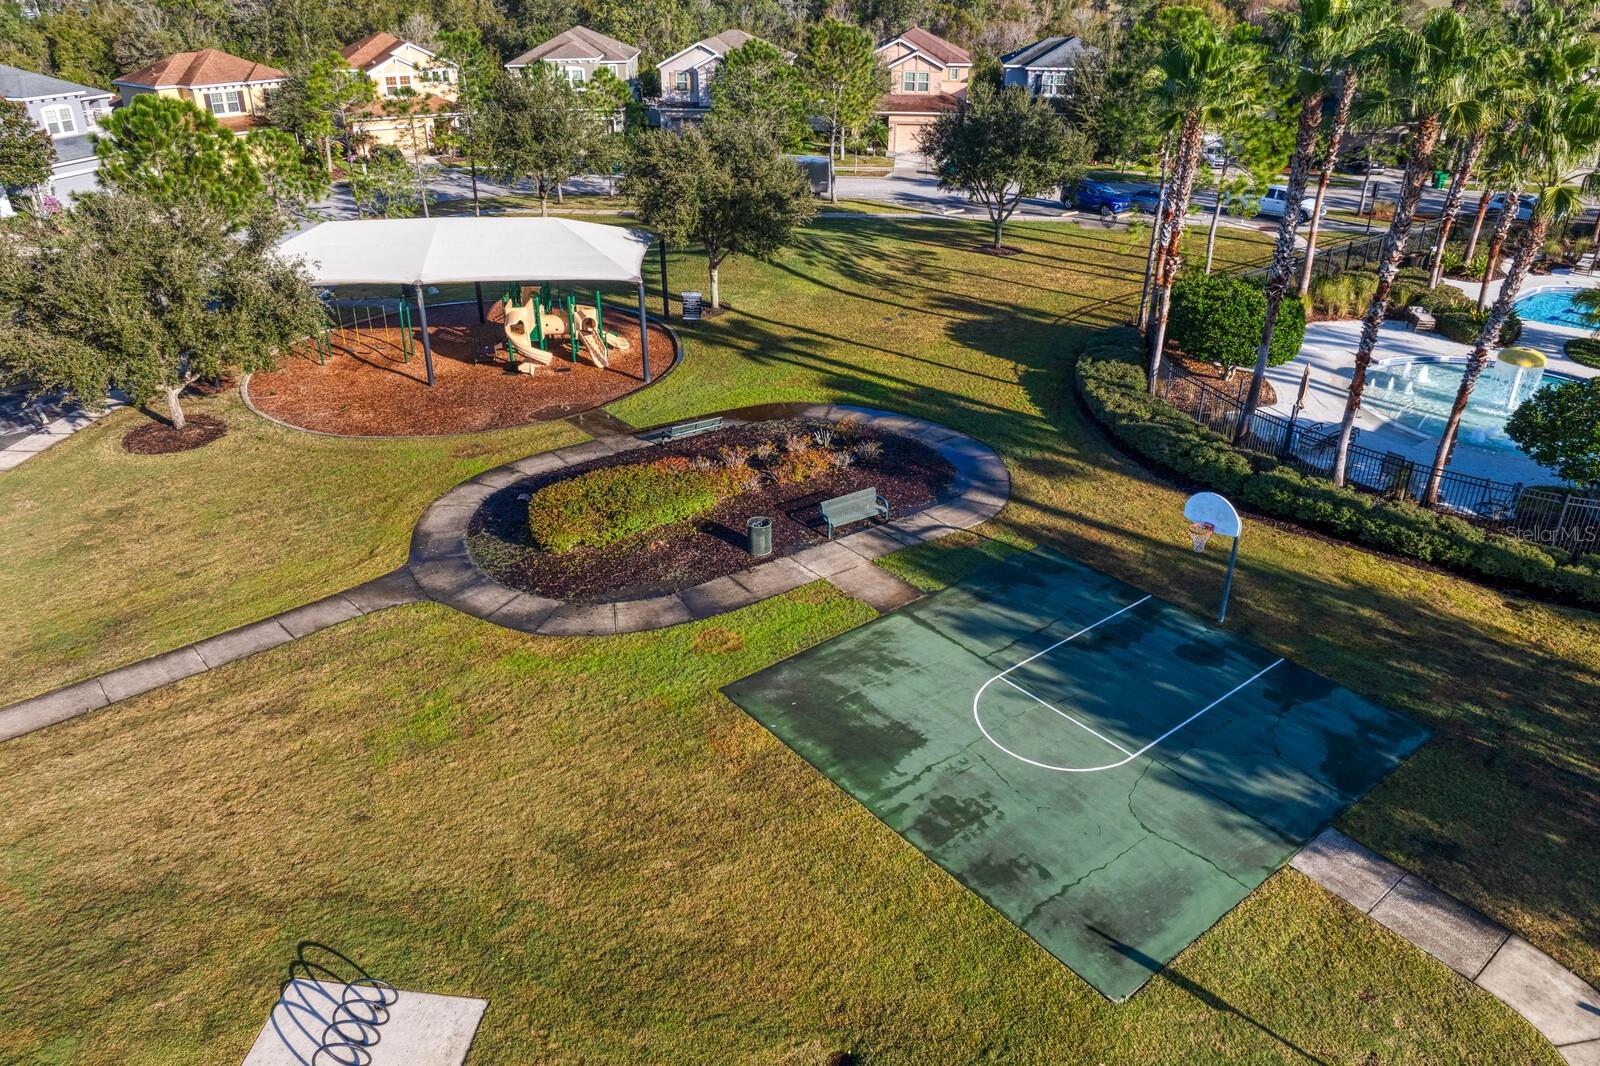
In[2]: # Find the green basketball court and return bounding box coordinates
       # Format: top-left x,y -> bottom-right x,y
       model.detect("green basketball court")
722,548 -> 1429,1001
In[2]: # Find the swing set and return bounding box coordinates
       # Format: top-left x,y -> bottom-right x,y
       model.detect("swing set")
310,298 -> 416,368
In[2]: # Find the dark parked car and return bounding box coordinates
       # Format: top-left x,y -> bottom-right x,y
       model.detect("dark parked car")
1065,179 -> 1131,216
1129,187 -> 1161,213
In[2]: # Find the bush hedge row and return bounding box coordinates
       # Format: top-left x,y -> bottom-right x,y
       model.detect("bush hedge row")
527,461 -> 729,553
1074,333 -> 1600,609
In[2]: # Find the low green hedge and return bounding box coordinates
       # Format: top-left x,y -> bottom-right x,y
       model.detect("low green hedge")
1566,336 -> 1600,369
1435,308 -> 1523,345
1075,343 -> 1600,610
527,461 -> 728,553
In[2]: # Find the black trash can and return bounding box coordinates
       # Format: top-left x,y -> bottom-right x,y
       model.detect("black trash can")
747,516 -> 772,558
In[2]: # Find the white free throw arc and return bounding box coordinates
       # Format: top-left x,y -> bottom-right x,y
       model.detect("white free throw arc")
1184,492 -> 1241,538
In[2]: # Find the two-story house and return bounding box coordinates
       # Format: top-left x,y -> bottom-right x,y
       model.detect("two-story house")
112,49 -> 285,132
653,29 -> 762,129
873,27 -> 970,157
0,64 -> 113,205
505,25 -> 640,87
1000,36 -> 1093,100
340,32 -> 458,154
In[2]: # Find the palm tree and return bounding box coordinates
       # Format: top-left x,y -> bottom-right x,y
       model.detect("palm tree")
1238,0 -> 1388,439
1330,8 -> 1483,486
1296,0 -> 1393,295
1422,19 -> 1600,504
1144,8 -> 1263,393
1424,35 -> 1516,289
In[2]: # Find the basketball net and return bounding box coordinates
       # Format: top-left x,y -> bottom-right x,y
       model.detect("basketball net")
1188,521 -> 1215,553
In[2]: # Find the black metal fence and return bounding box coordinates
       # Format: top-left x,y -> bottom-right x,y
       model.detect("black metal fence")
1158,367 -> 1600,559
1233,218 -> 1446,287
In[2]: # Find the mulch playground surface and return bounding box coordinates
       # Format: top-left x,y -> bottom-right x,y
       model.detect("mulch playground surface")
246,302 -> 673,436
467,419 -> 955,603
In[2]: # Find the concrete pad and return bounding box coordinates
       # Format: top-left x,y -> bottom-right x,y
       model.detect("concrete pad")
553,440 -> 613,464
276,594 -> 363,638
485,592 -> 562,633
1290,829 -> 1406,913
193,619 -> 295,670
680,575 -> 761,619
1477,936 -> 1600,1047
614,594 -> 693,631
886,510 -> 958,544
242,981 -> 486,1066
837,526 -> 913,560
409,524 -> 469,563
828,564 -> 922,612
729,557 -> 815,598
346,569 -> 422,612
99,646 -> 208,702
439,580 -> 521,620
435,482 -> 495,509
471,467 -> 524,489
510,453 -> 568,475
921,503 -> 991,531
1370,874 -> 1508,978
409,556 -> 484,601
1561,1039 -> 1600,1066
537,602 -> 617,636
0,679 -> 109,743
790,541 -> 868,578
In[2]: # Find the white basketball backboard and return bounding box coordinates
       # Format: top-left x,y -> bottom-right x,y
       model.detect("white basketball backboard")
1184,492 -> 1242,538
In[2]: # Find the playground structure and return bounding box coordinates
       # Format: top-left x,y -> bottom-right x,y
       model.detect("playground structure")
279,217 -> 660,388
501,285 -> 632,371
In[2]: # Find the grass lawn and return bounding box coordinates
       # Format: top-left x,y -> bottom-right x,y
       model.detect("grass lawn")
0,214 -> 1592,1061
0,399 -> 581,705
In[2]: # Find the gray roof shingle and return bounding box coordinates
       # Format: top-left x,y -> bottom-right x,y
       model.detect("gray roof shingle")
0,64 -> 110,101
1000,36 -> 1093,70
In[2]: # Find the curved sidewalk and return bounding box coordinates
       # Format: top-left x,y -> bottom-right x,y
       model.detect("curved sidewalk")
407,403 -> 1010,635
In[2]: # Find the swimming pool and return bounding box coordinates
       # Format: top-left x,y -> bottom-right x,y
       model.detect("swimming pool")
1513,286 -> 1596,329
1364,357 -> 1573,451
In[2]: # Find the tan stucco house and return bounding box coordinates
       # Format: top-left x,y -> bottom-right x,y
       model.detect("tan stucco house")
504,26 -> 640,87
873,27 -> 970,156
112,49 -> 285,133
653,29 -> 761,128
340,32 -> 459,154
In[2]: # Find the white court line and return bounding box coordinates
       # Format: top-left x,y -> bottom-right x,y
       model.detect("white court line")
971,594 -> 1286,772
996,676 -> 1134,757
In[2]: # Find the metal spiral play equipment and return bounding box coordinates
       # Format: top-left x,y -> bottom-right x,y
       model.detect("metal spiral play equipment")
267,942 -> 400,1066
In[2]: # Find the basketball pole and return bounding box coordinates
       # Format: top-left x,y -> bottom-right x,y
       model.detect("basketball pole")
1218,532 -> 1240,624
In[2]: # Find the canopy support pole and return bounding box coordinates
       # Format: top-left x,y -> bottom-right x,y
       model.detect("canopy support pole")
412,284 -> 436,386
474,281 -> 485,323
637,281 -> 651,384
658,239 -> 669,320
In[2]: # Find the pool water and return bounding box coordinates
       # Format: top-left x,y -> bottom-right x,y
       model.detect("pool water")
1513,286 -> 1595,329
1364,358 -> 1570,451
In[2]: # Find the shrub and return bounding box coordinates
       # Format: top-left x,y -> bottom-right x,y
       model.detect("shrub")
527,461 -> 727,553
1414,284 -> 1474,314
1565,336 -> 1600,369
1434,307 -> 1521,345
853,439 -> 884,465
1308,272 -> 1374,321
1505,377 -> 1600,486
1168,272 -> 1306,373
1471,534 -> 1558,585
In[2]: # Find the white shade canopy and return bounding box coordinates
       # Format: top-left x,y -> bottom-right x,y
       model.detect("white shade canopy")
279,217 -> 652,288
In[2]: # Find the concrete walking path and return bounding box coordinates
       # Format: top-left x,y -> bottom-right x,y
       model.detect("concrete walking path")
1293,829 -> 1600,1063
0,396 -> 127,473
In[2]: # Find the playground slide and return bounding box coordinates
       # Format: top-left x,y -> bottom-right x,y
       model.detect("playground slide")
502,299 -> 554,366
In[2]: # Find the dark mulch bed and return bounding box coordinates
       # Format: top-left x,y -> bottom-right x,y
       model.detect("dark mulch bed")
122,414 -> 227,454
1163,355 -> 1279,410
247,303 -> 672,436
468,418 -> 956,603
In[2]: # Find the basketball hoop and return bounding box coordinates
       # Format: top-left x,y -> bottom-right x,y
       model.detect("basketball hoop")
1183,493 -> 1245,623
1188,521 -> 1215,553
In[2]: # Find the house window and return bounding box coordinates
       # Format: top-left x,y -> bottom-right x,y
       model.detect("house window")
39,103 -> 76,136
564,66 -> 585,85
673,70 -> 690,93
1037,71 -> 1069,97
384,74 -> 412,94
901,70 -> 929,93
204,90 -> 245,116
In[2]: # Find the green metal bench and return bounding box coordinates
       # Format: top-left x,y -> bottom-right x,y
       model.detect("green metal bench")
655,416 -> 723,442
821,487 -> 890,539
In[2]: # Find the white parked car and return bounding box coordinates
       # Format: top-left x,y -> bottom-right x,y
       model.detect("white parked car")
1485,192 -> 1536,221
1226,185 -> 1321,222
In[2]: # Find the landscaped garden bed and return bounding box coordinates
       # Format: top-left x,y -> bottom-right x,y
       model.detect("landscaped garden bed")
245,304 -> 675,437
467,417 -> 955,602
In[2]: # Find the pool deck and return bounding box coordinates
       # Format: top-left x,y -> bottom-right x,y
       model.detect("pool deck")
1266,270 -> 1597,486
